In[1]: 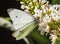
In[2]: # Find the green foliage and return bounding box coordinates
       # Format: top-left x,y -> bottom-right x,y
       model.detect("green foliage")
27,27 -> 51,44
52,0 -> 60,4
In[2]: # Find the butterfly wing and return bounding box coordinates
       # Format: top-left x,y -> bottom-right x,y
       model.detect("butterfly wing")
7,8 -> 38,40
7,8 -> 35,31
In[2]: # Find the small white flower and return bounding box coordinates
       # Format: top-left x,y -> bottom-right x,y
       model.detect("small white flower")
40,10 -> 43,14
53,5 -> 60,9
43,14 -> 51,23
43,9 -> 47,13
39,22 -> 46,30
24,9 -> 29,13
34,8 -> 40,14
34,9 -> 42,18
50,12 -> 60,21
33,13 -> 42,18
25,6 -> 29,9
50,13 -> 55,17
33,0 -> 37,2
33,14 -> 39,18
41,5 -> 45,9
41,5 -> 48,13
49,6 -> 55,12
39,25 -> 49,35
20,2 -> 24,4
49,34 -> 57,44
21,5 -> 25,9
50,5 -> 60,11
42,0 -> 47,3
53,15 -> 60,21
29,2 -> 32,5
39,0 -> 41,2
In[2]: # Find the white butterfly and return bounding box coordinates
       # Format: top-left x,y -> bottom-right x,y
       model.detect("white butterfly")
7,8 -> 38,40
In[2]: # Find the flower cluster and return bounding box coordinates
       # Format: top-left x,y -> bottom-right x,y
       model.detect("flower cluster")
20,0 -> 48,15
20,0 -> 60,44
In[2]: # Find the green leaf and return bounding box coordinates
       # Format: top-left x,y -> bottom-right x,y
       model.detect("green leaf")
27,37 -> 34,44
12,21 -> 38,40
52,0 -> 60,4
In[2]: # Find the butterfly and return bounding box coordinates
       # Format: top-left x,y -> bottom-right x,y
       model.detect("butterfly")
7,8 -> 38,40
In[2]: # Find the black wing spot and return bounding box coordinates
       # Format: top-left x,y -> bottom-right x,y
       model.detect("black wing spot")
16,16 -> 18,18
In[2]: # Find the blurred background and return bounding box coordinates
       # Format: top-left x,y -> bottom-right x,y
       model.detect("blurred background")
0,0 -> 26,44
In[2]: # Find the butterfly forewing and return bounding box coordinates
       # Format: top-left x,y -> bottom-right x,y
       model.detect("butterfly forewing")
7,9 -> 35,31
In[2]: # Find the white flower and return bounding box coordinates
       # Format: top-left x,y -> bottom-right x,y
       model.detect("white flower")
50,12 -> 60,21
25,6 -> 29,9
21,5 -> 25,9
40,25 -> 49,35
24,9 -> 29,13
49,5 -> 60,11
33,14 -> 39,18
53,5 -> 60,9
49,33 -> 57,44
29,2 -> 32,5
33,0 -> 37,2
41,5 -> 45,9
50,13 -> 55,17
43,9 -> 47,13
20,2 -> 24,4
34,9 -> 42,18
34,8 -> 41,14
42,0 -> 47,3
49,6 -> 55,12
53,15 -> 60,21
39,22 -> 49,35
39,0 -> 41,2
43,14 -> 51,23
41,5 -> 48,13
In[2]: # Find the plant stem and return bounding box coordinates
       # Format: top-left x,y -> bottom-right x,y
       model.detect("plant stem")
28,27 -> 51,44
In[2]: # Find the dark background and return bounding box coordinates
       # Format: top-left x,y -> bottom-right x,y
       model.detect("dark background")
0,0 -> 26,44
0,0 -> 21,17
